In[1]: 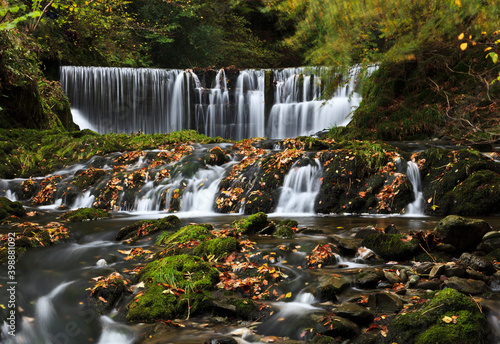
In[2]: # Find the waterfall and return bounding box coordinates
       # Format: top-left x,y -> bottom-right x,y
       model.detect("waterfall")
61,66 -> 367,139
406,161 -> 425,215
60,67 -> 190,134
267,67 -> 362,139
275,159 -> 323,214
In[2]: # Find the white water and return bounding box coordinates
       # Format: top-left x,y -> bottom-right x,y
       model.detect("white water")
96,316 -> 136,344
275,159 -> 323,214
71,108 -> 98,131
267,67 -> 363,139
1,281 -> 74,344
61,66 -> 368,139
405,161 -> 425,216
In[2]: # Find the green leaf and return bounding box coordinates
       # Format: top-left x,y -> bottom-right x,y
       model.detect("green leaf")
488,52 -> 498,64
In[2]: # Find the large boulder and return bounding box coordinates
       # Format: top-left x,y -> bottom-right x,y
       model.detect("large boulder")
433,215 -> 491,252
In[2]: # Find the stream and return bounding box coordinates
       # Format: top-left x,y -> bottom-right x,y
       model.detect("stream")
1,209 -> 500,343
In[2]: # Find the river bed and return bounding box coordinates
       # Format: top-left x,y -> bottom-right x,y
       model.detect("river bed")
1,210 -> 500,344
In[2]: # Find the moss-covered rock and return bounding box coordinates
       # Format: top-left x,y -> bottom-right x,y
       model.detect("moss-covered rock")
155,223 -> 214,248
115,215 -> 180,241
233,212 -> 272,235
382,288 -> 490,344
127,254 -> 219,322
361,233 -> 420,261
193,237 -> 238,259
60,208 -> 111,222
0,197 -> 26,221
73,167 -> 107,190
433,215 -> 491,252
315,142 -> 413,214
419,148 -> 500,216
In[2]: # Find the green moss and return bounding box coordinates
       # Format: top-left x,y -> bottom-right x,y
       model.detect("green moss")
128,254 -> 219,322
274,225 -> 295,239
233,212 -> 271,235
127,283 -> 177,322
193,237 -> 238,259
60,208 -> 111,222
0,129 -> 230,179
384,289 -> 489,344
361,233 -> 420,260
441,170 -> 500,216
156,223 -> 214,247
0,197 -> 26,221
115,215 -> 180,241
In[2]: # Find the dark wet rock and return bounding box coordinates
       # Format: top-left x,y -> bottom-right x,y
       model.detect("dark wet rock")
382,288 -> 490,344
355,268 -> 384,288
115,215 -> 180,241
433,215 -> 491,252
348,226 -> 379,239
407,274 -> 420,287
211,291 -> 260,320
465,269 -> 490,283
414,280 -> 440,290
444,265 -> 466,278
429,264 -> 446,279
383,271 -> 400,284
434,243 -> 456,253
361,233 -> 420,261
414,262 -> 434,274
296,227 -> 325,235
332,303 -> 375,324
0,196 -> 26,220
481,231 -> 500,251
330,235 -> 360,255
443,276 -> 487,295
88,272 -> 131,314
203,336 -> 238,344
377,281 -> 394,289
310,314 -> 360,339
366,292 -> 403,313
317,274 -> 352,301
384,224 -> 398,234
205,146 -> 231,166
459,252 -> 496,275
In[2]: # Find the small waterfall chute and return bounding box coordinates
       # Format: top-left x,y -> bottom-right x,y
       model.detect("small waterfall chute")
405,161 -> 425,216
275,159 -> 323,214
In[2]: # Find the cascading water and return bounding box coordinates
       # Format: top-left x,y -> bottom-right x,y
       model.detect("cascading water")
405,161 -> 425,216
60,67 -> 191,134
61,66 -> 368,139
275,159 -> 323,214
267,67 -> 363,139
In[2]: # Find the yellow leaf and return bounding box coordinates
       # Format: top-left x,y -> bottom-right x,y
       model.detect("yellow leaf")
458,33 -> 464,40
485,47 -> 492,51
285,292 -> 292,298
442,316 -> 453,323
455,0 -> 461,7
460,43 -> 468,51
